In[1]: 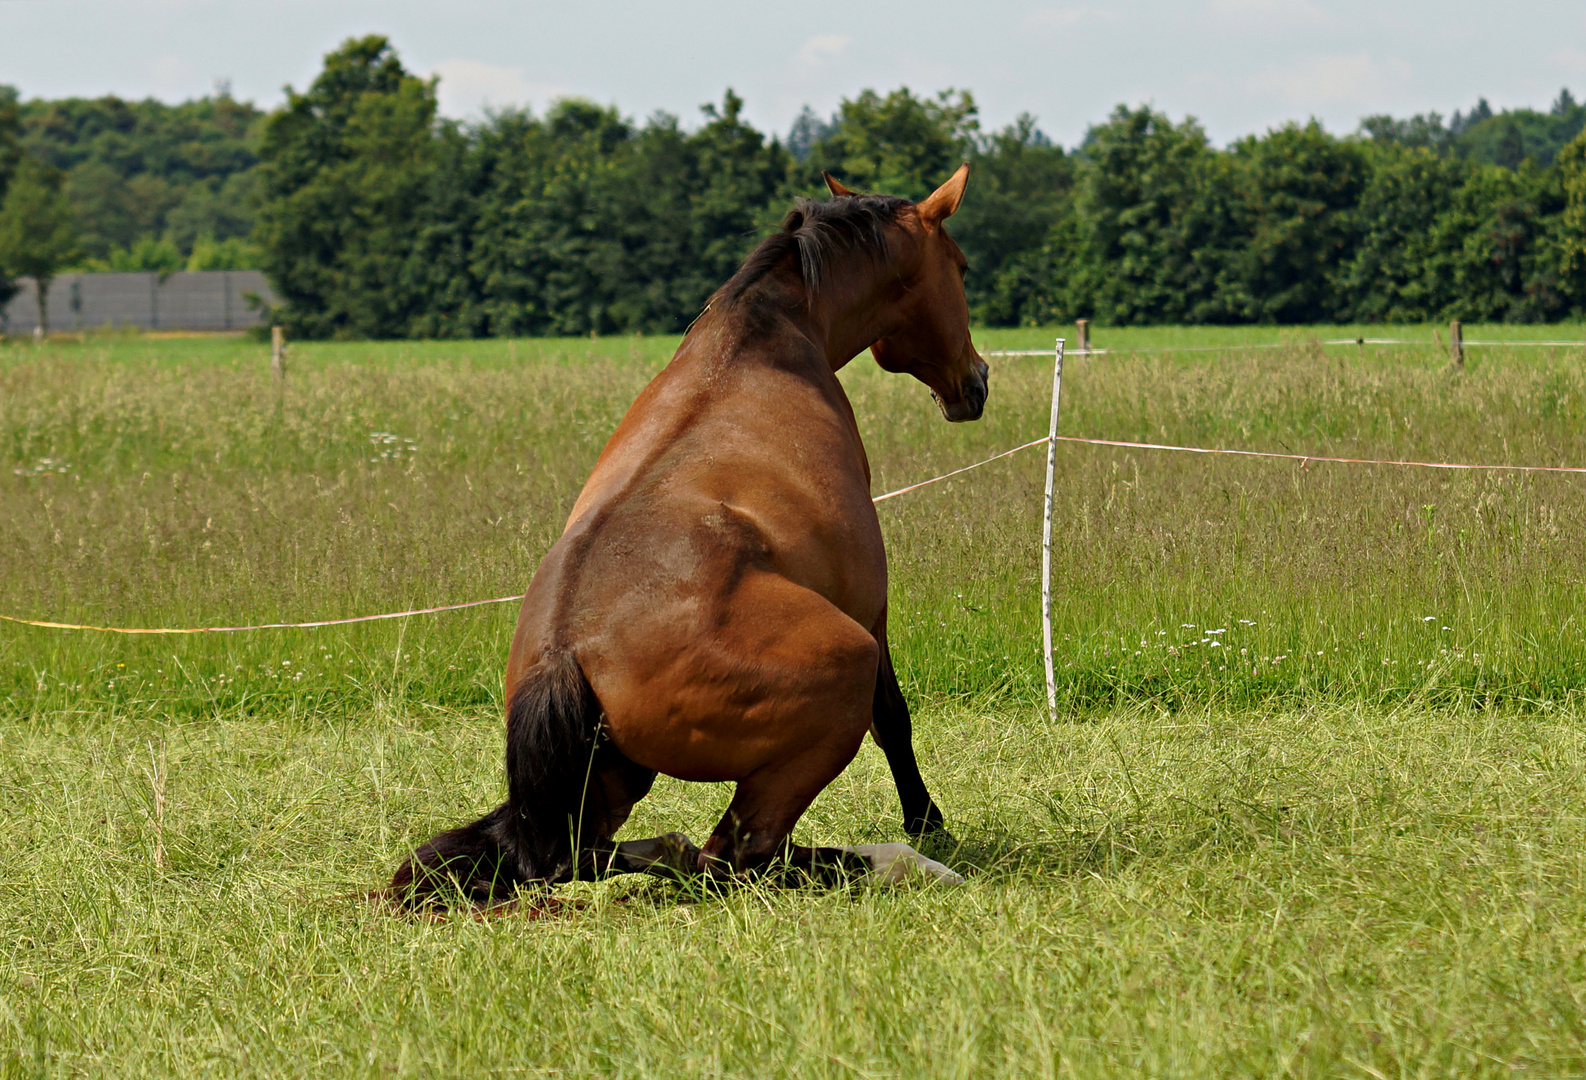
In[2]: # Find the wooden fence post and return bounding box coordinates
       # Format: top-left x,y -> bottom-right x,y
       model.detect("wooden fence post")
1449,320 -> 1463,365
270,325 -> 286,379
1076,318 -> 1091,355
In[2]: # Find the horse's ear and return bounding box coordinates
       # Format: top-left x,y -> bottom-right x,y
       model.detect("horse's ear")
823,171 -> 855,198
917,163 -> 970,226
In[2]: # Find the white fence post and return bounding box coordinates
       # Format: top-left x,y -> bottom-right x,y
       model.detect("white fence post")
1041,338 -> 1065,724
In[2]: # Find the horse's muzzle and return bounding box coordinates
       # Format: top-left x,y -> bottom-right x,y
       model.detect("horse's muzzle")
938,362 -> 989,423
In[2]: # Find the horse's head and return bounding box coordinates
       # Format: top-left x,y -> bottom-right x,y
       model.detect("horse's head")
827,164 -> 990,423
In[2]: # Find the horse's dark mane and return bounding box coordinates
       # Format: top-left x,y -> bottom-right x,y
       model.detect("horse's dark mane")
715,193 -> 910,307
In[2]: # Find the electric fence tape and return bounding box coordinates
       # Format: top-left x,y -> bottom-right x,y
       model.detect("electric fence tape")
5,336 -> 1582,636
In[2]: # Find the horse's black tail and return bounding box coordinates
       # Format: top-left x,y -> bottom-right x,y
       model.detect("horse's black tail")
390,649 -> 604,909
389,803 -> 520,909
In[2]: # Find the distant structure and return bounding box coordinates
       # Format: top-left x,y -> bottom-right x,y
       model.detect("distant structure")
1,271 -> 277,335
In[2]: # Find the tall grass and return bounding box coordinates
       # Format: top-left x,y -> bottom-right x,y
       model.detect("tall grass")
4,328 -> 1583,718
3,328 -> 1585,1077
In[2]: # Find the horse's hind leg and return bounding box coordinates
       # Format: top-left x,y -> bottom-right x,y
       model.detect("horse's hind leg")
570,743 -> 703,880
701,763 -> 962,886
870,612 -> 946,837
700,751 -> 874,885
695,619 -> 880,883
695,665 -> 960,887
686,599 -> 959,886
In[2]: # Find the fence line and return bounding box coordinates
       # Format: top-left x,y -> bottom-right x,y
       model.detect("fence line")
870,437 -> 1051,502
1049,434 -> 1586,474
7,324 -> 1584,637
4,439 -> 1056,634
1039,340 -> 1066,722
1455,340 -> 1586,347
985,337 -> 1586,358
7,423 -> 1579,636
0,595 -> 525,635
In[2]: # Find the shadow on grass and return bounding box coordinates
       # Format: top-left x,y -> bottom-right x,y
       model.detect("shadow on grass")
938,794 -> 1304,883
353,795 -> 1316,920
935,822 -> 1149,881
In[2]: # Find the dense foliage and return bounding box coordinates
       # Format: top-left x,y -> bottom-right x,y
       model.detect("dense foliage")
5,37 -> 1586,335
250,39 -> 1586,337
1362,91 -> 1586,167
0,87 -> 23,307
14,86 -> 262,270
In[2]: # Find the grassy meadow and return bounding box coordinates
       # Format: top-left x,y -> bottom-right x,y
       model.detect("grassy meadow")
2,325 -> 1585,1076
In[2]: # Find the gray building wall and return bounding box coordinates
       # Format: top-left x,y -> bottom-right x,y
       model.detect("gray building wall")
2,271 -> 278,334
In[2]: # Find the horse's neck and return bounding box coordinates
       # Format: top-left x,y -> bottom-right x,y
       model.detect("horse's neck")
699,259 -> 899,374
806,271 -> 903,371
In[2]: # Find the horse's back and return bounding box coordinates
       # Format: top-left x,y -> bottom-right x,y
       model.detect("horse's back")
506,332 -> 887,781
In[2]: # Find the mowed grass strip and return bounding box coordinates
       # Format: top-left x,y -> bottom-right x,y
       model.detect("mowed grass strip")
2,327 -> 1585,1076
3,702 -> 1585,1077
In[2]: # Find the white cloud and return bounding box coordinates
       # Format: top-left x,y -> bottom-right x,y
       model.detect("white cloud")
1208,0 -> 1327,23
795,34 -> 851,68
1023,6 -> 1118,33
1551,45 -> 1586,75
429,58 -> 567,118
146,53 -> 204,99
1246,53 -> 1412,109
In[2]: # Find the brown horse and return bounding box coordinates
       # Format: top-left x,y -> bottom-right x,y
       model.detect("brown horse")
393,165 -> 989,907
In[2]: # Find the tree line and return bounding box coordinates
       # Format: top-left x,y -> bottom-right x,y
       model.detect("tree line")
3,35 -> 1586,335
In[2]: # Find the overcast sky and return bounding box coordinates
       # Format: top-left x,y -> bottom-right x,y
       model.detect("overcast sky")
2,0 -> 1584,146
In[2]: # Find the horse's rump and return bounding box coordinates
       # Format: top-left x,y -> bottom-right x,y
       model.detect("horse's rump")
391,167 -> 983,906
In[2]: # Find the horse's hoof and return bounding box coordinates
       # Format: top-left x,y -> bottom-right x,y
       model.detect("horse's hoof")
848,842 -> 964,886
653,832 -> 702,874
619,832 -> 702,876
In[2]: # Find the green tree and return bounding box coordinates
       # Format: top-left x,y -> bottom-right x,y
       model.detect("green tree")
953,115 -> 1073,325
463,99 -> 643,337
0,87 -> 20,198
0,86 -> 23,311
1425,162 -> 1572,321
1357,111 -> 1455,154
185,233 -> 260,271
22,90 -> 262,262
102,234 -> 183,274
805,88 -> 978,198
1340,144 -> 1468,321
1235,122 -> 1367,323
164,170 -> 259,254
0,156 -> 79,332
1558,127 -> 1586,291
684,91 -> 797,305
1455,101 -> 1586,168
1069,105 -> 1250,324
254,35 -> 440,338
453,91 -> 792,338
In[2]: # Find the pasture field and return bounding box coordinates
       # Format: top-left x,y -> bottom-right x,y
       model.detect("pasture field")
2,326 -> 1585,1077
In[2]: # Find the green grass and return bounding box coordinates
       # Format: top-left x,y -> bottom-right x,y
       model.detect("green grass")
3,326 -> 1585,1076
